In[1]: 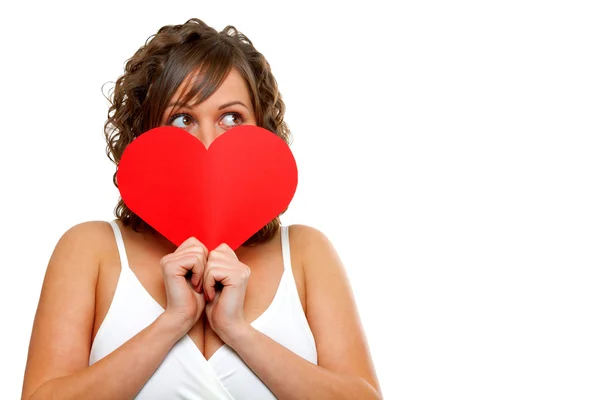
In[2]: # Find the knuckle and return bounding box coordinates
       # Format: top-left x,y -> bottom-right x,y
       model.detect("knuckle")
178,236 -> 203,250
189,237 -> 204,247
216,243 -> 229,251
160,255 -> 171,268
179,236 -> 195,246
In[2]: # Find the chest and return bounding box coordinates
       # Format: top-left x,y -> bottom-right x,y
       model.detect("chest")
93,228 -> 307,361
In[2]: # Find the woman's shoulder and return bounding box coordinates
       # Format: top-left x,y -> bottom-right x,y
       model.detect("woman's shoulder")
52,220 -> 118,268
287,223 -> 336,249
286,224 -> 341,274
286,223 -> 326,238
58,220 -> 116,246
38,221 -> 116,309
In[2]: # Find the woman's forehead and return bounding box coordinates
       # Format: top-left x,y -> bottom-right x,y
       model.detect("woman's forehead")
171,68 -> 251,106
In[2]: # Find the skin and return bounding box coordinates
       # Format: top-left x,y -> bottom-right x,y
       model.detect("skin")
21,68 -> 382,399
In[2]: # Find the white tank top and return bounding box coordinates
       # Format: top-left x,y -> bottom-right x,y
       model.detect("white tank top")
89,221 -> 318,399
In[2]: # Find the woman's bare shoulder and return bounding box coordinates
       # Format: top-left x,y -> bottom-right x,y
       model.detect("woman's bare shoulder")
59,219 -> 115,238
287,224 -> 338,261
57,219 -> 116,246
287,223 -> 330,242
286,223 -> 345,282
51,220 -> 117,271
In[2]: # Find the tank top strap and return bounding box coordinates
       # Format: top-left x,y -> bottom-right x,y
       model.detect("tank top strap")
107,220 -> 132,274
280,225 -> 292,273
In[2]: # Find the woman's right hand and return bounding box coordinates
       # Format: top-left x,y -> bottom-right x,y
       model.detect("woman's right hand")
160,236 -> 208,331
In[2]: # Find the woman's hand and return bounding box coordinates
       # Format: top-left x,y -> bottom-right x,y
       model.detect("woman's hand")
203,243 -> 252,344
160,237 -> 208,332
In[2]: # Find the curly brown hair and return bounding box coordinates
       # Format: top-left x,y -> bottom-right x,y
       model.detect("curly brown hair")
103,18 -> 292,247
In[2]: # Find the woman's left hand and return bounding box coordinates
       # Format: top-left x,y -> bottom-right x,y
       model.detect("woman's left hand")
203,243 -> 252,344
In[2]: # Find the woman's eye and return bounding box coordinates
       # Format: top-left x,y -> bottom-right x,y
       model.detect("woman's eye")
169,114 -> 194,128
219,112 -> 243,128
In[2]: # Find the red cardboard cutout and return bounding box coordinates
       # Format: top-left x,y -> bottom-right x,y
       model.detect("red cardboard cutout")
117,125 -> 298,250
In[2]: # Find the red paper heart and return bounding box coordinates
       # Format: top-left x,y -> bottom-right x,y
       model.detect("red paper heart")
116,125 -> 298,250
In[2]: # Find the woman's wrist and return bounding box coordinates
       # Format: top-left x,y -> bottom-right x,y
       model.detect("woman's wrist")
221,322 -> 256,350
157,312 -> 193,342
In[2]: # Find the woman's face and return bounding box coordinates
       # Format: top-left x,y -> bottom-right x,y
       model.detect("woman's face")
160,68 -> 257,148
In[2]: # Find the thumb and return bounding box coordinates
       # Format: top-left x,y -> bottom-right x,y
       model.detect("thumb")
205,289 -> 221,313
192,287 -> 205,309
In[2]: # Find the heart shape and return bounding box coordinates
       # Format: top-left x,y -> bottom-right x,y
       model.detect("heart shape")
116,125 -> 298,250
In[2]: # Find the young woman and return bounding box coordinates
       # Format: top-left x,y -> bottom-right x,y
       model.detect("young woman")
22,18 -> 381,399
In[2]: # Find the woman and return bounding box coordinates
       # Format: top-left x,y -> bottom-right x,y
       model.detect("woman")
22,18 -> 381,399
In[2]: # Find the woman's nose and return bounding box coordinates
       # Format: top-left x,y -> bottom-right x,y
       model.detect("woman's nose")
193,122 -> 220,148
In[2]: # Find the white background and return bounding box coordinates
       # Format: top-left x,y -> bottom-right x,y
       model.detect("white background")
1,1 -> 599,399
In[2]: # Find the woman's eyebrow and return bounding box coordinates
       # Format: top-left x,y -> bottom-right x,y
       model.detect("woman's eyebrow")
166,100 -> 250,110
218,101 -> 249,110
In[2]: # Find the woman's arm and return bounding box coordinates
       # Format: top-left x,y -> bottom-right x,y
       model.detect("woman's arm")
21,222 -> 189,400
224,225 -> 382,400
